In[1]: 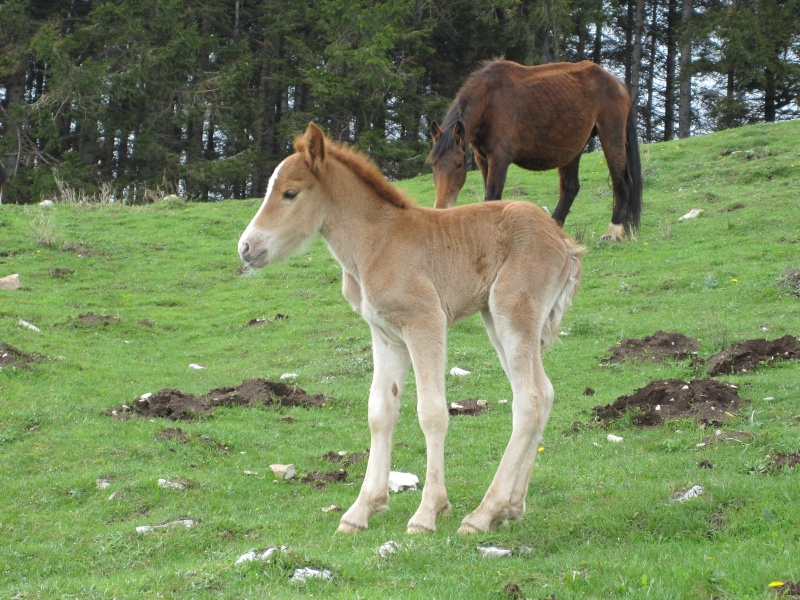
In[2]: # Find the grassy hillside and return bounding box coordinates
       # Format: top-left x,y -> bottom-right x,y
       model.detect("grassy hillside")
1,120 -> 798,599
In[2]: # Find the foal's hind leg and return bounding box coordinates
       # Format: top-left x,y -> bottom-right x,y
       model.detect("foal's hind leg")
338,326 -> 411,532
460,300 -> 554,534
551,154 -> 582,227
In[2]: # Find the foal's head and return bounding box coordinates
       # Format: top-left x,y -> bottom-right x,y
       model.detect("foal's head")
428,119 -> 468,209
238,123 -> 329,268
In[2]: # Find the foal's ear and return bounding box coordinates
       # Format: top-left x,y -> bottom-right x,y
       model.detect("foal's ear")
430,121 -> 442,142
453,120 -> 466,145
302,122 -> 326,171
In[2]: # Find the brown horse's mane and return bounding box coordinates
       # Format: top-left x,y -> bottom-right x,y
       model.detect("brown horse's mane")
428,59 -> 504,163
298,134 -> 414,210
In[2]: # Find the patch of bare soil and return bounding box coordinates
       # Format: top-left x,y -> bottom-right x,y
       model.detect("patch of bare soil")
51,268 -> 75,279
0,341 -> 39,370
76,312 -> 120,326
321,450 -> 368,465
778,268 -> 800,297
601,330 -> 699,364
696,430 -> 754,447
449,398 -> 489,416
106,379 -> 333,421
244,314 -> 289,328
301,469 -> 347,489
707,334 -> 800,375
771,451 -> 800,471
772,581 -> 800,597
593,379 -> 745,427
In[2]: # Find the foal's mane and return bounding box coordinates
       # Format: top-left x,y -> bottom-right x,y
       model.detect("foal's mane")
296,134 -> 414,210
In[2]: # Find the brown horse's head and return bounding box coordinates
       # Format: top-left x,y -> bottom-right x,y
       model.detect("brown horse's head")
429,120 -> 467,209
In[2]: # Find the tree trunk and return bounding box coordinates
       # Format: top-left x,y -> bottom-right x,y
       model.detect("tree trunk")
629,0 -> 646,121
677,0 -> 692,138
664,0 -> 678,140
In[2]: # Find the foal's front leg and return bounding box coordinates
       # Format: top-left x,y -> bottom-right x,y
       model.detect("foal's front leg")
405,320 -> 452,533
338,327 -> 410,532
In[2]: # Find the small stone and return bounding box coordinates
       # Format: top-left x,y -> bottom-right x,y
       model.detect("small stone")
478,545 -> 512,558
607,434 -> 624,443
0,274 -> 21,290
379,540 -> 399,558
388,471 -> 418,493
270,464 -> 296,480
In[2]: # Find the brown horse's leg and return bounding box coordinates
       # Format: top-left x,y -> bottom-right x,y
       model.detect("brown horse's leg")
483,158 -> 509,201
551,154 -> 582,227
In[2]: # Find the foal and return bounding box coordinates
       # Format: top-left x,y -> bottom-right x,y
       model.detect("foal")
239,123 -> 583,534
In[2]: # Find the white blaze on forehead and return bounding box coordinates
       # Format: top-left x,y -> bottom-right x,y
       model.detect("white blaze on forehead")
239,159 -> 286,254
263,159 -> 286,205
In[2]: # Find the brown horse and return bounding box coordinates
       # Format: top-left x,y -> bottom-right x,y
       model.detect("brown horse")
429,60 -> 642,241
239,122 -> 583,534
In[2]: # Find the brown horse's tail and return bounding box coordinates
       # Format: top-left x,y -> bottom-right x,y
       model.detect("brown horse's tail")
623,107 -> 643,234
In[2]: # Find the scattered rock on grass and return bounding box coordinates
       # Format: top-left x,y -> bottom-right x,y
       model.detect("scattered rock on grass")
478,545 -> 512,558
136,519 -> 195,534
388,471 -> 418,493
235,546 -> 288,565
291,567 -> 333,583
0,273 -> 21,290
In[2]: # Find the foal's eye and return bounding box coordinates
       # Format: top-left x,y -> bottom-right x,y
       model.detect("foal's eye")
283,190 -> 298,200
456,162 -> 464,170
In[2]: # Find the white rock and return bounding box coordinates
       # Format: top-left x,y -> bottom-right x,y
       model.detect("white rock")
188,363 -> 206,370
1,274 -> 21,290
270,464 -> 296,480
235,546 -> 288,565
675,485 -> 704,502
17,319 -> 40,333
678,208 -> 703,222
39,200 -> 55,207
478,545 -> 512,558
449,366 -> 471,376
280,373 -> 299,380
607,434 -> 624,443
321,505 -> 342,513
290,567 -> 333,582
379,540 -> 399,558
158,478 -> 187,490
136,519 -> 195,534
388,471 -> 419,493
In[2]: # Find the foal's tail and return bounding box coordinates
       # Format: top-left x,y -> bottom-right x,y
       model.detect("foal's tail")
623,107 -> 643,234
541,237 -> 584,350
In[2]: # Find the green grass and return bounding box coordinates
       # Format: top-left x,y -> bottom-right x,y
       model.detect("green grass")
1,120 -> 799,599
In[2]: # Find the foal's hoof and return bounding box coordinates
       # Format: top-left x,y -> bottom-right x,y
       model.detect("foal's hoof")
337,520 -> 367,533
456,521 -> 482,535
406,523 -> 436,534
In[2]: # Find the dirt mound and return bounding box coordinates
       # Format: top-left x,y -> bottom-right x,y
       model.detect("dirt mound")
771,451 -> 800,471
778,268 -> 800,297
601,331 -> 699,364
449,398 -> 489,416
707,334 -> 800,375
321,450 -> 368,465
301,469 -> 348,489
75,312 -> 120,326
203,379 -> 330,409
594,379 -> 745,427
0,342 -> 42,370
106,379 -> 333,421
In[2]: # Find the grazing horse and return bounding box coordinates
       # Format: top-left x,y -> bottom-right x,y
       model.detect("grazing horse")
429,59 -> 642,241
238,122 -> 583,534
